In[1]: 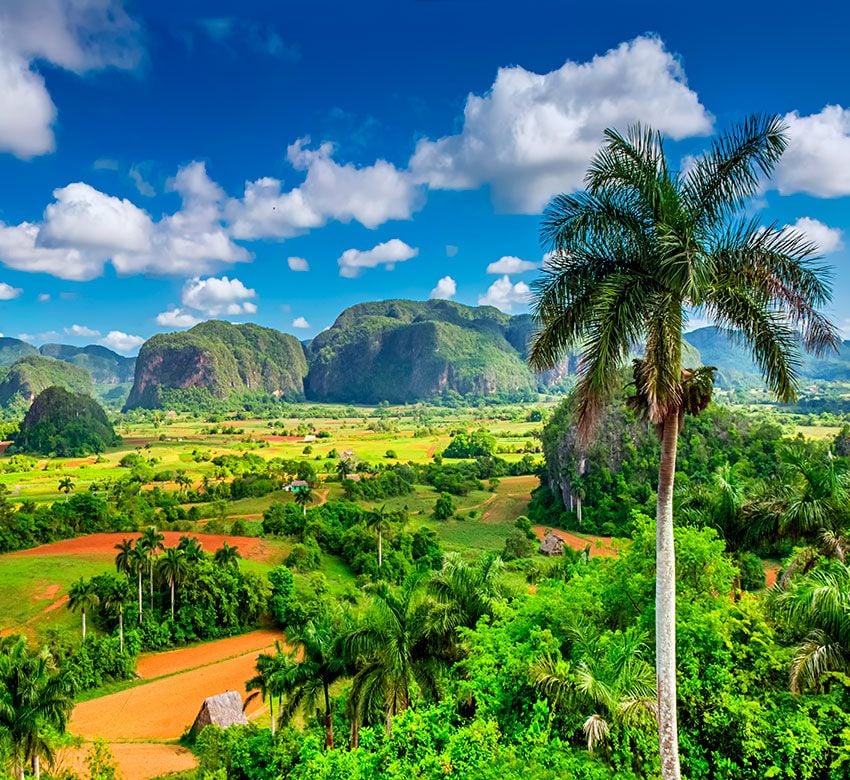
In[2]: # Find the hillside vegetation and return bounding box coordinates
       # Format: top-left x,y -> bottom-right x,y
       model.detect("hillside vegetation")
0,355 -> 93,409
124,320 -> 309,410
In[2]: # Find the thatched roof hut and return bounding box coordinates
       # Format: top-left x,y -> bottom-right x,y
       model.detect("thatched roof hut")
191,691 -> 248,734
539,531 -> 565,556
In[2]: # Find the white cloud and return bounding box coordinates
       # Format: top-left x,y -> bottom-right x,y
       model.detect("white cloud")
129,164 -> 155,197
0,162 -> 250,280
155,308 -> 201,328
0,0 -> 142,158
291,316 -> 310,329
99,330 -> 144,354
786,217 -> 844,255
40,182 -> 152,252
429,275 -> 456,299
0,282 -> 22,300
37,292 -> 49,302
445,244 -> 458,257
287,256 -> 309,272
774,107 -> 850,197
180,275 -> 257,316
478,275 -> 531,312
65,323 -> 100,337
409,36 -> 712,213
486,255 -> 537,274
227,139 -> 423,239
337,238 -> 418,278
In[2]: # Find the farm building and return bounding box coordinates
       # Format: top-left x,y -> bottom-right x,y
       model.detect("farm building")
191,691 -> 248,734
539,531 -> 565,556
285,480 -> 310,492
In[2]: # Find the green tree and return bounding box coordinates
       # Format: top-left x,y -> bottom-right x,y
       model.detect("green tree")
343,577 -> 440,739
0,638 -> 74,780
294,486 -> 315,517
433,492 -> 454,521
58,476 -> 74,500
177,535 -> 205,561
175,470 -> 192,495
772,561 -> 850,692
213,542 -> 241,569
138,527 -> 165,610
246,640 -> 289,737
157,547 -> 188,620
367,505 -> 392,569
529,116 -> 838,778
67,577 -> 98,640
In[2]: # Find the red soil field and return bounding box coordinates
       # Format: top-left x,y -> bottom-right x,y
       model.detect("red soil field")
61,743 -> 198,780
136,629 -> 282,679
10,531 -> 278,562
262,434 -> 302,443
532,525 -> 620,557
0,441 -> 9,453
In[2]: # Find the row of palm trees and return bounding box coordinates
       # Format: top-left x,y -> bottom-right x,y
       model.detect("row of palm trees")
247,554 -> 508,749
66,531 -> 241,643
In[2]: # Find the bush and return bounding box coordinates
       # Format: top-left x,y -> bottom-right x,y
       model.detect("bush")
433,492 -> 455,520
736,551 -> 766,591
502,529 -> 536,561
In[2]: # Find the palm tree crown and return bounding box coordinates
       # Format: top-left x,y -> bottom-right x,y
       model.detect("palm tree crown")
528,115 -> 838,780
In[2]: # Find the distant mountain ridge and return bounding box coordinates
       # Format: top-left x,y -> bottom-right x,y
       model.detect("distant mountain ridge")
0,355 -> 94,408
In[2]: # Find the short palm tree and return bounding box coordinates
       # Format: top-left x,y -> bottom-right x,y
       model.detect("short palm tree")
157,547 -> 188,620
294,487 -> 314,516
772,561 -> 850,692
0,638 -> 74,780
67,578 -> 98,640
177,535 -> 205,561
213,541 -> 241,569
529,115 -> 838,779
246,640 -> 289,736
175,470 -> 192,494
57,477 -> 74,500
343,577 -> 441,738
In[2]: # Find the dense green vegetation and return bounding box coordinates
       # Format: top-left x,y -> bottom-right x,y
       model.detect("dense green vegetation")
12,387 -> 120,457
38,344 -> 135,385
0,356 -> 94,411
125,320 -> 308,410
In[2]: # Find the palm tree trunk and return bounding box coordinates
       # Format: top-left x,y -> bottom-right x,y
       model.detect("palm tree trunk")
82,608 -> 86,640
323,680 -> 334,749
33,753 -> 40,780
378,529 -> 383,568
269,695 -> 275,736
656,414 -> 681,780
119,608 -> 124,653
350,719 -> 359,750
149,564 -> 154,610
170,580 -> 175,620
138,570 -> 143,623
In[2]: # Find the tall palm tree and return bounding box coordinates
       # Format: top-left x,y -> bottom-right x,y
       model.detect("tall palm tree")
528,116 -> 838,779
214,542 -> 241,569
114,538 -> 135,577
367,505 -> 392,569
0,639 -> 74,780
101,577 -> 133,653
255,614 -> 348,748
67,578 -> 98,640
246,640 -> 289,736
157,547 -> 188,620
343,577 -> 441,737
779,529 -> 850,589
772,561 -> 850,692
294,487 -> 314,517
175,470 -> 192,495
138,526 -> 165,610
127,545 -> 146,623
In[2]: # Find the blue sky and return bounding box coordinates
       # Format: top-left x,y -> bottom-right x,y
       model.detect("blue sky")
1,0 -> 850,354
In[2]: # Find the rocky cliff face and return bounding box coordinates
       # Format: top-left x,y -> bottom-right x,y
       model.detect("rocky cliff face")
124,321 -> 308,409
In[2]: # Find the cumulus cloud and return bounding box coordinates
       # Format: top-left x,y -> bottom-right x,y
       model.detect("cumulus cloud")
337,238 -> 418,278
0,282 -> 22,300
288,256 -> 309,272
291,316 -> 310,329
445,245 -> 458,257
180,275 -> 257,317
0,0 -> 143,158
99,330 -> 144,354
486,255 -> 537,274
0,162 -> 250,280
410,36 -> 712,213
155,308 -> 201,328
774,106 -> 850,197
227,138 -> 423,239
65,323 -> 99,337
429,275 -> 456,299
786,217 -> 844,255
478,275 -> 531,312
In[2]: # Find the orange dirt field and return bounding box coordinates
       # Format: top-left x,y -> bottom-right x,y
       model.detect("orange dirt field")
61,743 -> 198,780
10,531 -> 276,562
532,525 -> 620,557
